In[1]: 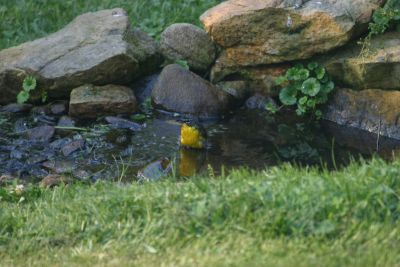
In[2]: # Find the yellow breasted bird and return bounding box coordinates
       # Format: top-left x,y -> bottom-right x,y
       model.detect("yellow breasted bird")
180,122 -> 207,149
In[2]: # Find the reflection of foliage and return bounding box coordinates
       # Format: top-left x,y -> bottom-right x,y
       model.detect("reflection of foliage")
276,123 -> 320,163
0,113 -> 8,125
273,63 -> 334,119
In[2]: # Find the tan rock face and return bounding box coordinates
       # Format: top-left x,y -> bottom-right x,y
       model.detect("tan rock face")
69,84 -> 138,119
211,63 -> 289,96
323,88 -> 400,140
324,32 -> 400,90
200,0 -> 384,67
0,8 -> 160,104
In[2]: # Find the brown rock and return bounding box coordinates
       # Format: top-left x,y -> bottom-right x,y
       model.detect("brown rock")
69,84 -> 138,119
26,126 -> 55,142
200,0 -> 384,66
323,88 -> 400,140
324,32 -> 400,90
40,174 -> 73,188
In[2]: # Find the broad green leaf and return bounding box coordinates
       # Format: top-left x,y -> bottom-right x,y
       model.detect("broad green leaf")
275,76 -> 287,85
306,99 -> 316,108
298,96 -> 308,105
301,78 -> 321,96
279,87 -> 297,106
17,90 -> 30,104
315,66 -> 326,80
307,62 -> 318,70
286,68 -> 309,81
23,76 -> 37,92
175,59 -> 189,70
321,81 -> 335,93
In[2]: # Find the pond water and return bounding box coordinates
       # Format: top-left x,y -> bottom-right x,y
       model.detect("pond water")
0,106 -> 399,183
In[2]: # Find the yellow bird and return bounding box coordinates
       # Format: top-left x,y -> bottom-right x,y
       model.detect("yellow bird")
180,122 -> 206,149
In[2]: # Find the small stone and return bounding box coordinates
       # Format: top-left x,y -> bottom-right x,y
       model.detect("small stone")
105,116 -> 142,131
42,160 -> 76,173
50,101 -> 67,115
160,23 -> 216,73
40,174 -> 73,188
26,126 -> 55,142
61,140 -> 86,156
0,174 -> 17,186
69,84 -> 138,119
0,103 -> 32,113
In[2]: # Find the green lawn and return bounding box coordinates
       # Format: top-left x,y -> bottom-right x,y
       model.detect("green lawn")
0,0 -> 222,49
1,158 -> 400,266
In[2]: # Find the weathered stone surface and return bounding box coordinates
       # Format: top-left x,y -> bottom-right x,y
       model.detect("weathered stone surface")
69,84 -> 138,119
160,23 -> 216,73
200,0 -> 384,66
40,174 -> 73,188
211,63 -> 289,96
62,140 -> 86,156
26,126 -> 55,142
0,8 -> 160,104
105,116 -> 142,131
0,103 -> 32,113
151,64 -> 232,118
216,80 -> 251,100
324,32 -> 400,90
323,88 -> 400,140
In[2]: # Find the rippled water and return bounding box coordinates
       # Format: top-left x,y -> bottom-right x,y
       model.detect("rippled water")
1,108 -> 399,183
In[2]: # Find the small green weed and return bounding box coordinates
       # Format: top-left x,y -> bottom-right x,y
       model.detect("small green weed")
16,76 -> 48,104
271,62 -> 334,119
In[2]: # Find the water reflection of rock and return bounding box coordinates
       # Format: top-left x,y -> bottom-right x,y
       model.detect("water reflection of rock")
323,121 -> 400,159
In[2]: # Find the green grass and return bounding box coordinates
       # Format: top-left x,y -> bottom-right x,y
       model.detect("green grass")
0,0 -> 222,50
1,158 -> 399,266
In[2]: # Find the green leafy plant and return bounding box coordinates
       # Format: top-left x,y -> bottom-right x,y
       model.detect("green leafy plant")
359,1 -> 400,58
16,75 -> 47,104
17,76 -> 37,104
175,59 -> 190,70
271,63 -> 334,119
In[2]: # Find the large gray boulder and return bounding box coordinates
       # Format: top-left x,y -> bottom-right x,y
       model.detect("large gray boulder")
201,0 -> 384,67
160,23 -> 217,73
151,64 -> 232,118
323,88 -> 400,140
0,8 -> 161,104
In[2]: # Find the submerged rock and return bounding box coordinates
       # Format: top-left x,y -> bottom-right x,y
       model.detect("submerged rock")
160,23 -> 216,73
26,126 -> 55,142
151,64 -> 232,118
62,140 -> 86,156
0,8 -> 160,104
105,116 -> 142,131
200,0 -> 383,66
323,88 -> 400,140
324,32 -> 400,90
137,158 -> 173,182
69,84 -> 138,119
0,103 -> 32,113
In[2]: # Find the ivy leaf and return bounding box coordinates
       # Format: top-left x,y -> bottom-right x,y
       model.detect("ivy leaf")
175,59 -> 189,70
321,81 -> 335,93
307,62 -> 318,70
298,96 -> 308,105
306,99 -> 317,108
301,78 -> 321,96
275,76 -> 288,85
22,76 -> 37,92
286,68 -> 309,81
17,90 -> 30,104
315,66 -> 326,80
279,86 -> 297,106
